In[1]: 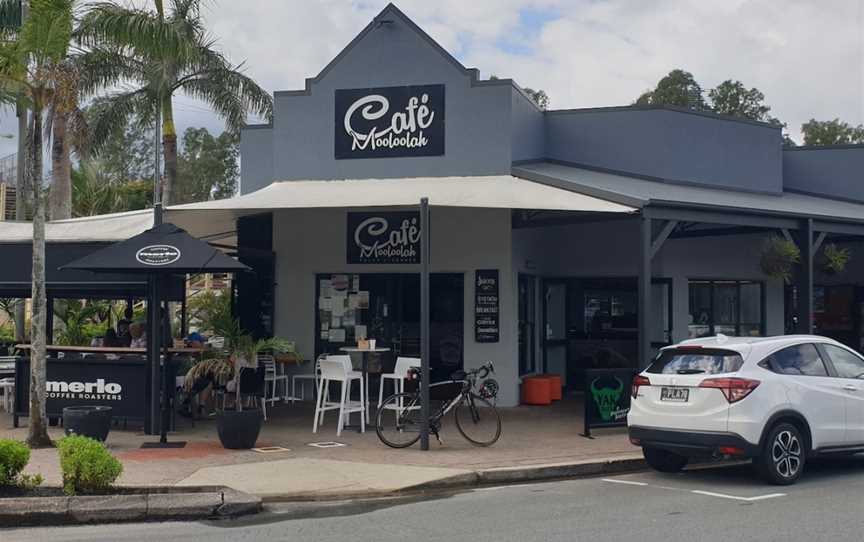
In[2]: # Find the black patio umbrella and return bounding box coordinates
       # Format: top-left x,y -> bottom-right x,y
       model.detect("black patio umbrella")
62,223 -> 249,445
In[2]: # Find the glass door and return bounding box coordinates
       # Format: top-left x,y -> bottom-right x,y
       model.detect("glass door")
518,274 -> 537,375
543,280 -> 568,386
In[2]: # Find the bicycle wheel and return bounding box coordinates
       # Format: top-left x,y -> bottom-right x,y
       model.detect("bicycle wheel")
376,392 -> 423,448
455,394 -> 501,446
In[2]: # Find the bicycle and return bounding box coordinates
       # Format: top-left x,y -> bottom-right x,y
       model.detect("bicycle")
375,362 -> 502,448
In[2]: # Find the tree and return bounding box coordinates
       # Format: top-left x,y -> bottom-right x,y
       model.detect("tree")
87,109 -> 155,181
173,127 -> 238,203
77,0 -> 273,206
0,0 -> 76,448
801,119 -> 864,146
46,62 -> 88,221
708,80 -> 773,121
523,87 -> 549,110
636,69 -> 708,110
71,160 -> 153,217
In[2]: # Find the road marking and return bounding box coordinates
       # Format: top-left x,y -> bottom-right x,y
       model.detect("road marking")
691,490 -> 786,502
601,478 -> 649,486
601,478 -> 786,502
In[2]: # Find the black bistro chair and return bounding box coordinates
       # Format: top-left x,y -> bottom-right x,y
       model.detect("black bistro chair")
237,366 -> 268,420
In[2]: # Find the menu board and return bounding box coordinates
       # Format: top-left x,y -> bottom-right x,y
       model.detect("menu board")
475,269 -> 499,343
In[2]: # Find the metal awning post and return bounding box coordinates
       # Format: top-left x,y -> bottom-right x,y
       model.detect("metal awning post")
146,275 -> 160,435
420,197 -> 431,451
796,218 -> 814,334
638,215 -> 652,368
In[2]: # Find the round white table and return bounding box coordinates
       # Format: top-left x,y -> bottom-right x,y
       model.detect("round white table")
339,347 -> 391,420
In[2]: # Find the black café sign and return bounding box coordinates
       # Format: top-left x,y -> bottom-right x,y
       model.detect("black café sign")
136,244 -> 181,266
334,84 -> 445,159
347,211 -> 420,264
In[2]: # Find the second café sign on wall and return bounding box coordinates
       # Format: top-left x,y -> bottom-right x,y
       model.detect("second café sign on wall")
347,211 -> 421,264
334,84 -> 445,159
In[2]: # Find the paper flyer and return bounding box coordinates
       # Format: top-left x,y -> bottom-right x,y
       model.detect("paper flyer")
328,328 -> 346,342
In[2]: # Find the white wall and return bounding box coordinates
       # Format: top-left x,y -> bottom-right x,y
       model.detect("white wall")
272,207 -> 520,406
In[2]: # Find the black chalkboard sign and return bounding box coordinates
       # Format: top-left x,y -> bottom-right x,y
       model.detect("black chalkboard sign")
583,368 -> 635,437
335,84 -> 445,159
475,269 -> 499,343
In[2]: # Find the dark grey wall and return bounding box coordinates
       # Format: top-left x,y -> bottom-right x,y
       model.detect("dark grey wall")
783,146 -> 864,202
544,108 -> 784,194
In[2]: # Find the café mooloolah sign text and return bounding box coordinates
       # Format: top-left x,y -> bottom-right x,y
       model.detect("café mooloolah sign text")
335,84 -> 445,159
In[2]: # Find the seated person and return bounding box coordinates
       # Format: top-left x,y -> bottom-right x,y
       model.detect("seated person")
116,319 -> 132,347
129,322 -> 147,348
103,328 -> 119,347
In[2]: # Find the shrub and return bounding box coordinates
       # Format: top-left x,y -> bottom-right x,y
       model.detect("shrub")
57,436 -> 123,495
0,439 -> 30,487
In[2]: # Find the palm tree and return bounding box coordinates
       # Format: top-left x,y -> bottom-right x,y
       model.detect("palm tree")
0,0 -> 75,447
77,0 -> 272,206
46,61 -> 88,220
71,159 -> 126,216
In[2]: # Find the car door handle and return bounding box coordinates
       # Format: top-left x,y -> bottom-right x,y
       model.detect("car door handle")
842,384 -> 859,392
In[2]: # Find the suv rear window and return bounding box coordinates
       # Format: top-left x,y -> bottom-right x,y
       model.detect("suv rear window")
646,348 -> 744,375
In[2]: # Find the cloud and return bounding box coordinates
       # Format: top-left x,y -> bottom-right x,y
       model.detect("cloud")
0,0 -> 860,161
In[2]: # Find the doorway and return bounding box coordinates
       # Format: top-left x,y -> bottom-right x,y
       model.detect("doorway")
315,273 -> 464,381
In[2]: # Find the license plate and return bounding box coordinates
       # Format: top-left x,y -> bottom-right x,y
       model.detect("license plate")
660,387 -> 689,402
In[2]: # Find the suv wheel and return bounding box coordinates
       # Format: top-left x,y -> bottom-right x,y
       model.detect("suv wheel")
756,423 -> 805,485
642,447 -> 688,473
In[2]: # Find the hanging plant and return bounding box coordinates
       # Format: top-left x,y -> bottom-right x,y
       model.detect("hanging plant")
818,243 -> 851,275
760,236 -> 800,282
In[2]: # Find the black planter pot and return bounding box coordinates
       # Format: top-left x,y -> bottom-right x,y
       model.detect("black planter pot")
217,409 -> 263,449
63,406 -> 113,442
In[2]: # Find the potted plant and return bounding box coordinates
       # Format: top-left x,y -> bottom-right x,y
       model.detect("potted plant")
760,236 -> 800,282
818,243 -> 851,276
185,321 -> 297,449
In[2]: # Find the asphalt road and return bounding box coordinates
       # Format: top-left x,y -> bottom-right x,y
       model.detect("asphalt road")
6,456 -> 864,542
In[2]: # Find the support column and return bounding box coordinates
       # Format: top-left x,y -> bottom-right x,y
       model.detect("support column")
45,295 -> 54,345
146,275 -> 161,435
419,198 -> 431,451
796,219 -> 814,334
638,215 -> 653,368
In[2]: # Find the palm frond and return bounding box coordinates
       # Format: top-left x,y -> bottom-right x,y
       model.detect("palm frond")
179,52 -> 272,131
76,2 -> 196,62
86,88 -> 154,155
71,46 -> 147,97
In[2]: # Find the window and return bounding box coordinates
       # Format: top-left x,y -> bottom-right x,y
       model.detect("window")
688,280 -> 764,338
822,344 -> 864,379
647,348 -> 744,375
763,344 -> 828,377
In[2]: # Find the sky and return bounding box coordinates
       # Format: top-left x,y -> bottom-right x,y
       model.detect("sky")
0,0 -> 861,159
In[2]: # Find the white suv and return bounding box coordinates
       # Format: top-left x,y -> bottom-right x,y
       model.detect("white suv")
628,334 -> 864,485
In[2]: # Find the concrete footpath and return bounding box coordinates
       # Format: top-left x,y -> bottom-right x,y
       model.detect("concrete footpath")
2,399 -> 645,502
176,454 -> 646,501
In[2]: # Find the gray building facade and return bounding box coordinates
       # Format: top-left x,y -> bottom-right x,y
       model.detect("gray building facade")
234,3 -> 864,407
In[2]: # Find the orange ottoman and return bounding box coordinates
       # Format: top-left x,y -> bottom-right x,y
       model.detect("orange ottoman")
540,374 -> 562,400
521,376 -> 552,405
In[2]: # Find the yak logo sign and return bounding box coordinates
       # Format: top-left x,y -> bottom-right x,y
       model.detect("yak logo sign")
335,84 -> 445,159
136,245 -> 181,266
590,376 -> 626,422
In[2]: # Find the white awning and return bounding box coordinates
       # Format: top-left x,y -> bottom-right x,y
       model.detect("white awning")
168,175 -> 634,213
165,175 -> 634,241
0,210 -> 154,244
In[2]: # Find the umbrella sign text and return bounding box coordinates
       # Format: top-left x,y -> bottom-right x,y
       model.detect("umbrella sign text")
136,245 -> 182,266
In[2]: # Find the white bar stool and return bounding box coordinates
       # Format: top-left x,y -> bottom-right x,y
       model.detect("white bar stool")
312,357 -> 365,436
260,354 -> 287,404
0,378 -> 14,413
378,357 -> 421,408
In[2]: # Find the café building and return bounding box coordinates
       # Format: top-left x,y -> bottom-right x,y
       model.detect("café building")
121,4 -> 864,407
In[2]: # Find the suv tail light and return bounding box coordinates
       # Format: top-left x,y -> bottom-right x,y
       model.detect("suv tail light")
699,377 -> 760,403
632,375 -> 650,398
